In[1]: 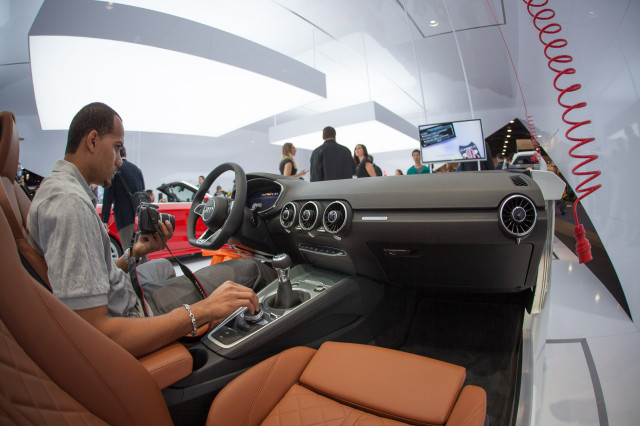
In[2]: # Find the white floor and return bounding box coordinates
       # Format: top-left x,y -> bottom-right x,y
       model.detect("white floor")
175,239 -> 640,426
540,237 -> 640,426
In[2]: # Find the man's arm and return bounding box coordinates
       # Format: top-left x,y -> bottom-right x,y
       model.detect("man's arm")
310,149 -> 323,182
101,184 -> 114,223
75,280 -> 260,357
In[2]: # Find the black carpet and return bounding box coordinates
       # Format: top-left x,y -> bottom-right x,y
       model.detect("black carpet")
398,295 -> 523,426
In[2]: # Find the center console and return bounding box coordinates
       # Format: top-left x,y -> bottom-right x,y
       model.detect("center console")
163,260 -> 385,406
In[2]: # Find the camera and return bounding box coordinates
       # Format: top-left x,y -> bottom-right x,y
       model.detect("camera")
137,203 -> 175,234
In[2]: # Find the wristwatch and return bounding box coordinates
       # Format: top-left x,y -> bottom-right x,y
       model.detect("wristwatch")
124,247 -> 139,265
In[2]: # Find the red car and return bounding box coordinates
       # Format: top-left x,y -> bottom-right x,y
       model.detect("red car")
97,181 -> 209,260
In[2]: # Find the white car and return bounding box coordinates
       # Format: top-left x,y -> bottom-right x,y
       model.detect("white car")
508,151 -> 547,171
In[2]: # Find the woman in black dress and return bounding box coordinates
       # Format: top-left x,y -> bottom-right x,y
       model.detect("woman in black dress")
279,142 -> 307,179
353,144 -> 376,178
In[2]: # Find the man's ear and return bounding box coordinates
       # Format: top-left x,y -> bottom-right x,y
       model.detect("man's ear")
85,130 -> 99,152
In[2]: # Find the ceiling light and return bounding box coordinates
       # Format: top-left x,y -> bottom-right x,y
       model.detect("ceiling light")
507,134 -> 511,137
29,0 -> 326,137
269,102 -> 418,155
428,20 -> 439,27
507,129 -> 512,132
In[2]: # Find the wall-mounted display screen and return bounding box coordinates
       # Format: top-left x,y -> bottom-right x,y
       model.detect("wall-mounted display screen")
418,119 -> 485,163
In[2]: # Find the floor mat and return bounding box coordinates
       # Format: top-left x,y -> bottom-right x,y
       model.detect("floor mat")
399,295 -> 524,426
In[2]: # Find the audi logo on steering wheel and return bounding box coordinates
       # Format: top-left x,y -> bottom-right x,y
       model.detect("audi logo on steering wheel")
203,205 -> 215,220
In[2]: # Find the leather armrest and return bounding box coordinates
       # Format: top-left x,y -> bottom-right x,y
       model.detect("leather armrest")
300,341 -> 467,425
138,343 -> 193,389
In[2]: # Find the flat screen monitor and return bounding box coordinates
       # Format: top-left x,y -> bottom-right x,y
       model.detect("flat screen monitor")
418,119 -> 486,163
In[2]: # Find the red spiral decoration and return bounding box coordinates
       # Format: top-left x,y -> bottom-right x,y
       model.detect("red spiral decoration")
523,0 -> 600,262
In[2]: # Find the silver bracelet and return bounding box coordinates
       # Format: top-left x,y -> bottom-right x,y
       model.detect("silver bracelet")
183,304 -> 198,336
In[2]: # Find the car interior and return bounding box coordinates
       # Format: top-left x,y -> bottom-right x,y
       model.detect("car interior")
1,110 -> 561,425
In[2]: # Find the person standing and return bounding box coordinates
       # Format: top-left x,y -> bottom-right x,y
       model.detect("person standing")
353,144 -> 376,178
310,126 -> 355,182
407,149 -> 430,175
279,142 -> 307,179
101,145 -> 144,251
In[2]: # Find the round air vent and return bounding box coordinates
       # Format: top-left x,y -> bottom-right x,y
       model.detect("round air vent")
323,201 -> 349,234
499,194 -> 537,238
299,201 -> 321,231
280,202 -> 297,229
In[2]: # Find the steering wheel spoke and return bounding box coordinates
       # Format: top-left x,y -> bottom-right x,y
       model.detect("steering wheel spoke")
196,229 -> 216,245
193,203 -> 206,217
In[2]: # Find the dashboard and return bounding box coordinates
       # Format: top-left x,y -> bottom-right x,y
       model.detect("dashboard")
240,171 -> 550,293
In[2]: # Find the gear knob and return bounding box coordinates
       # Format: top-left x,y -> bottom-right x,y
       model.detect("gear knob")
272,253 -> 292,271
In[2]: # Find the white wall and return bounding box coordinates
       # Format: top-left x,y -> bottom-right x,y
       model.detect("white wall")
515,0 -> 640,329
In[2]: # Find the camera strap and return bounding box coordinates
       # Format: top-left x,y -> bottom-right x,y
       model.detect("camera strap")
127,255 -> 151,317
160,238 -> 208,300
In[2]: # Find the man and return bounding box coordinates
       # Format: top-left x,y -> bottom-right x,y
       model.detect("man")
496,153 -> 507,170
101,145 -> 144,251
309,126 -> 355,182
407,149 -> 430,174
27,102 -> 274,357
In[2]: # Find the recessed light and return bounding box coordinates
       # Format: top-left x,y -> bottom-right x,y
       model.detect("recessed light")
507,129 -> 512,132
428,20 -> 439,27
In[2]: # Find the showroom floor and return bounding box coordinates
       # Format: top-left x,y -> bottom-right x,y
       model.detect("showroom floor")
175,236 -> 640,426
540,235 -> 640,426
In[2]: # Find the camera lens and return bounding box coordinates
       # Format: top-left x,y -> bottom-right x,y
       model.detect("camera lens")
159,213 -> 176,229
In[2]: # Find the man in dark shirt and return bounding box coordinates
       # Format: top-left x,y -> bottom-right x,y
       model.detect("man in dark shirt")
101,146 -> 144,250
310,126 -> 355,182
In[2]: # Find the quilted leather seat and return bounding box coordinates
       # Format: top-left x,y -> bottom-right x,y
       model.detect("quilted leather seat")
209,342 -> 486,426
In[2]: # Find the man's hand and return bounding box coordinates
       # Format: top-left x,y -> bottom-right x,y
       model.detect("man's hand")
192,281 -> 260,326
132,219 -> 174,258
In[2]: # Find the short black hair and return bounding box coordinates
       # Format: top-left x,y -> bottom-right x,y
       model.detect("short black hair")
322,126 -> 336,139
66,102 -> 121,155
412,149 -> 420,155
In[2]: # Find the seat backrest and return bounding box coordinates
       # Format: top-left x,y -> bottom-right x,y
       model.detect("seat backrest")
0,111 -> 50,289
0,205 -> 174,425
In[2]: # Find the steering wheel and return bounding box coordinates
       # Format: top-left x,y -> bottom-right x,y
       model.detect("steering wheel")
187,162 -> 247,250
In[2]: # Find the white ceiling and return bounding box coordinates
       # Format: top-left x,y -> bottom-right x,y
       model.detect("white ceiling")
1,0 -> 515,138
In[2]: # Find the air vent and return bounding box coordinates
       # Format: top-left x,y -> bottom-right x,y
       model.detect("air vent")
323,201 -> 349,234
280,202 -> 297,229
499,195 -> 537,238
299,201 -> 321,231
510,175 -> 529,187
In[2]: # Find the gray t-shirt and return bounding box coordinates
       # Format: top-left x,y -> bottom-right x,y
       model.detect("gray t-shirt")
27,159 -> 141,317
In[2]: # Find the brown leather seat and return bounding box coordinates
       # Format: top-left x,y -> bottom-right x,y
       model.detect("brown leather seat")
209,342 -> 486,426
0,110 -> 50,288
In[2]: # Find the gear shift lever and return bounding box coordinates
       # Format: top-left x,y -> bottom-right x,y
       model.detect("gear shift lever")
272,253 -> 302,309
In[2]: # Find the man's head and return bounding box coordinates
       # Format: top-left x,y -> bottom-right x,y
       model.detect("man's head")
322,126 -> 336,140
412,149 -> 421,163
65,102 -> 124,188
